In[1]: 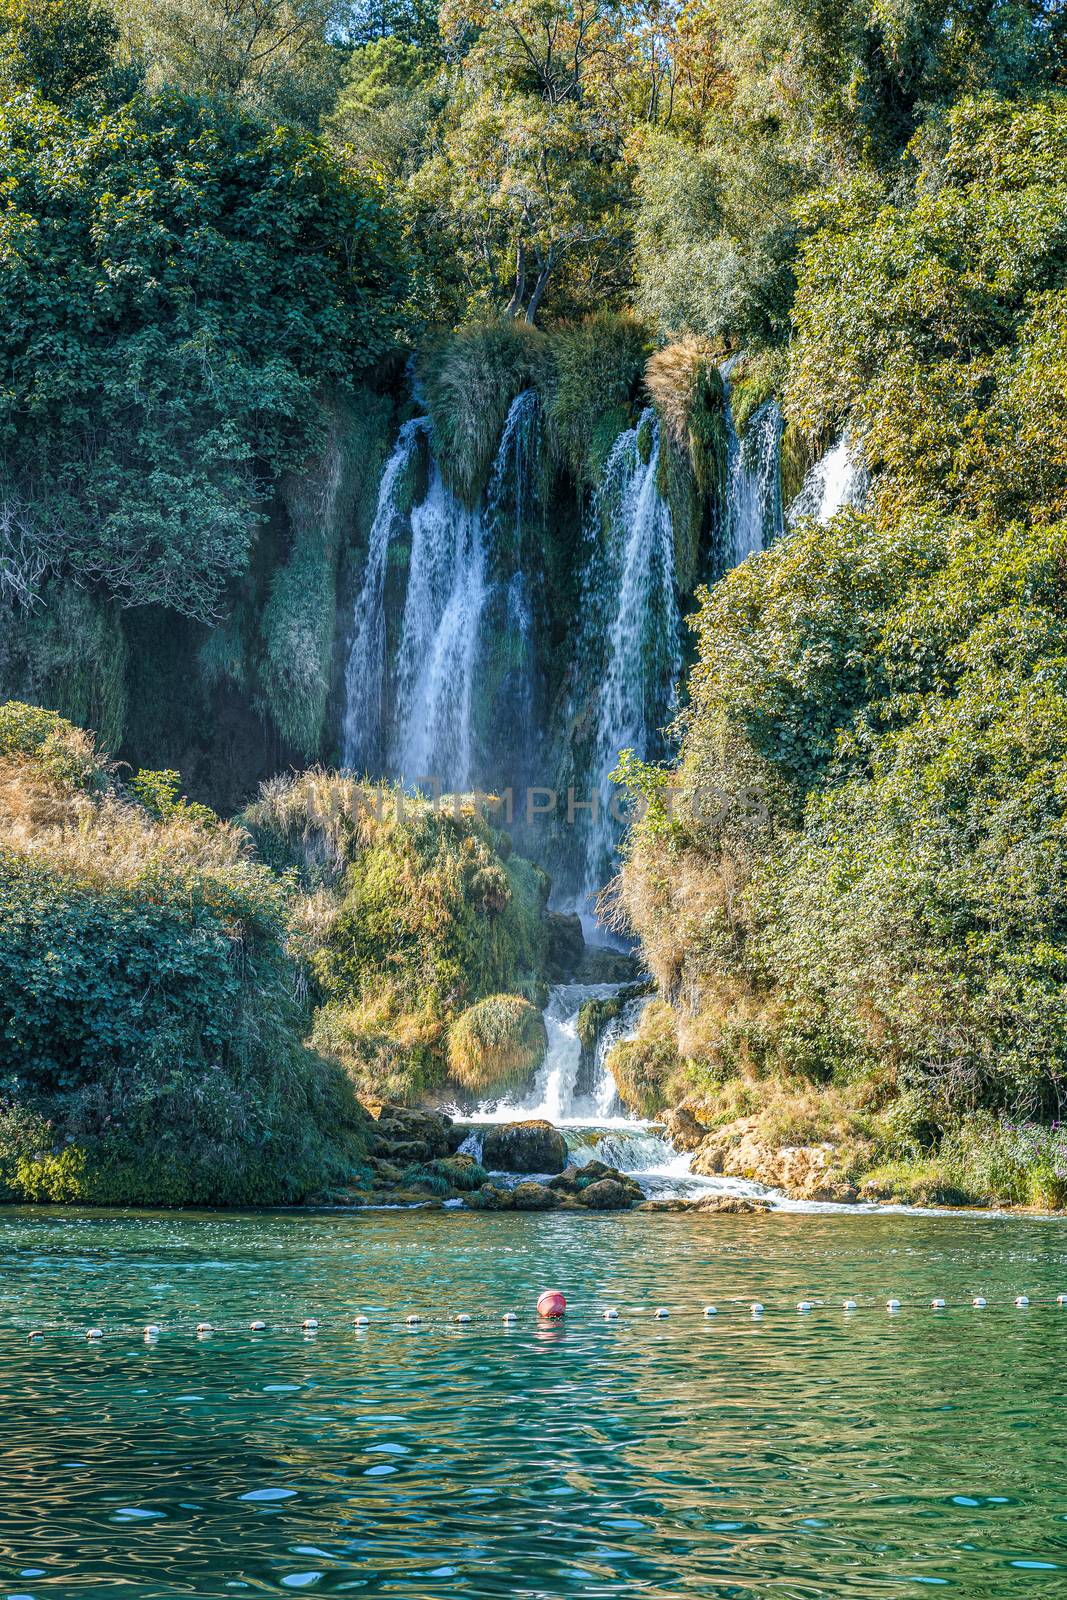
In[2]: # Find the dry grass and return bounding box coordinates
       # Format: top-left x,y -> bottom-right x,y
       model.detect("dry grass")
447,994 -> 547,1095
644,338 -> 721,450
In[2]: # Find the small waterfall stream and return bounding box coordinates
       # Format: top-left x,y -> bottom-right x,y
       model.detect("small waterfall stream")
788,433 -> 868,525
577,412 -> 681,902
724,395 -> 784,566
342,418 -> 426,774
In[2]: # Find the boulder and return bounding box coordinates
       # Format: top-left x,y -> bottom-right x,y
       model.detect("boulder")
663,1105 -> 710,1153
363,1103 -> 452,1163
547,1167 -> 582,1196
636,1198 -> 690,1213
546,911 -> 586,982
466,1182 -> 515,1211
692,1194 -> 772,1214
578,1178 -> 639,1210
511,1181 -> 561,1211
481,1119 -> 568,1175
689,1117 -> 859,1204
574,943 -> 644,984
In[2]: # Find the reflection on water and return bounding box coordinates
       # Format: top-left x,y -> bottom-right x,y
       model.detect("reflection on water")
3,1206 -> 1067,1596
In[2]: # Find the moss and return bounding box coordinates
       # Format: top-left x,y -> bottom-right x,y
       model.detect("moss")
261,391 -> 395,760
605,998 -> 685,1117
645,340 -> 729,591
780,419 -> 814,508
3,582 -> 128,754
244,773 -> 551,1104
544,313 -> 650,487
447,994 -> 547,1096
420,320 -> 552,505
728,351 -> 784,437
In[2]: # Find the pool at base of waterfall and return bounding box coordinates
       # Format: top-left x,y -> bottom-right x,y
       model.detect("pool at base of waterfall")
3,1205 -> 1067,1597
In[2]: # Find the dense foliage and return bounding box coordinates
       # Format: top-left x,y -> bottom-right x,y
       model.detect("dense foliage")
242,772 -> 550,1103
615,91 -> 1067,1194
0,704 -> 367,1203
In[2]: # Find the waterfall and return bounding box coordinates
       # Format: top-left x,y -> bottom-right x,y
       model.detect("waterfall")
467,982 -> 650,1127
724,397 -> 784,566
342,391 -> 540,795
578,412 -> 681,900
341,419 -> 426,773
390,466 -> 487,790
788,434 -> 868,526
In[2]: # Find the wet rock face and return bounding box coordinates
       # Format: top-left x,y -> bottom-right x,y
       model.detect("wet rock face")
546,912 -> 586,982
481,1119 -> 568,1175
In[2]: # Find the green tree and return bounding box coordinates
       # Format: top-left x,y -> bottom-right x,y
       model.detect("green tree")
0,88 -> 406,620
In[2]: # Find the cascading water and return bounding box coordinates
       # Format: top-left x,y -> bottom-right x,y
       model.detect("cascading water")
459,979 -> 780,1201
390,466 -> 487,789
577,412 -> 681,903
723,394 -> 784,566
341,418 -> 426,773
788,433 -> 868,526
342,391 -> 541,794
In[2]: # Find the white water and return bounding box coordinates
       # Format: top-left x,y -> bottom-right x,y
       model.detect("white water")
343,391 -> 542,795
724,397 -> 784,565
788,433 -> 868,526
579,413 -> 681,901
390,465 -> 487,789
341,418 -> 426,773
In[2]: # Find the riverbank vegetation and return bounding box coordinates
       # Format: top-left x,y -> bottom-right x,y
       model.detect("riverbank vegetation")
0,704 -> 367,1203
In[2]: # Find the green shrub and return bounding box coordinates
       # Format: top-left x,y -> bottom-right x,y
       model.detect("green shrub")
544,313 -> 650,486
420,320 -> 552,504
447,994 -> 547,1096
0,704 -> 367,1206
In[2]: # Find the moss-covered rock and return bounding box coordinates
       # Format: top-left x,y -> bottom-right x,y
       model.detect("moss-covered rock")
481,1119 -> 568,1174
243,774 -> 552,1104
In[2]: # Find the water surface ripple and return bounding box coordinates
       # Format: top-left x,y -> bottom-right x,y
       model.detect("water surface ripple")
3,1207 -> 1067,1597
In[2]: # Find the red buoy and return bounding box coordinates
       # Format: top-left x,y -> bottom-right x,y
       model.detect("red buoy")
537,1289 -> 566,1318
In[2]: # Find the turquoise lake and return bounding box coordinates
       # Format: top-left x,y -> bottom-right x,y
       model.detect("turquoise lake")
3,1206 -> 1067,1597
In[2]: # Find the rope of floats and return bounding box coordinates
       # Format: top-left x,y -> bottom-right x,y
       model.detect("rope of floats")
15,1290 -> 1067,1341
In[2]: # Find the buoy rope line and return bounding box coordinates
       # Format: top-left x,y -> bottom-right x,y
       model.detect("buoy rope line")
13,1293 -> 1067,1341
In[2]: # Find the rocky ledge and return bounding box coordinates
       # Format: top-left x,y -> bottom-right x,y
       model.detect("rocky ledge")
664,1108 -> 859,1204
325,1106 -> 646,1212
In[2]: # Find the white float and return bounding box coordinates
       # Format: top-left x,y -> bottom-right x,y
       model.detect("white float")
930,1298 -> 946,1309
405,1314 -> 421,1326
750,1302 -> 764,1315
654,1307 -> 670,1318
886,1299 -> 901,1311
703,1305 -> 717,1317
144,1324 -> 161,1337
797,1301 -> 812,1313
27,1330 -> 43,1340
1058,1294 -> 1067,1306
603,1308 -> 618,1320
302,1318 -> 319,1330
196,1322 -> 213,1333
842,1300 -> 857,1311
972,1297 -> 987,1308
502,1312 -> 518,1324
86,1328 -> 103,1339
1015,1296 -> 1030,1308
249,1320 -> 266,1331
454,1313 -> 471,1324
353,1315 -> 369,1327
